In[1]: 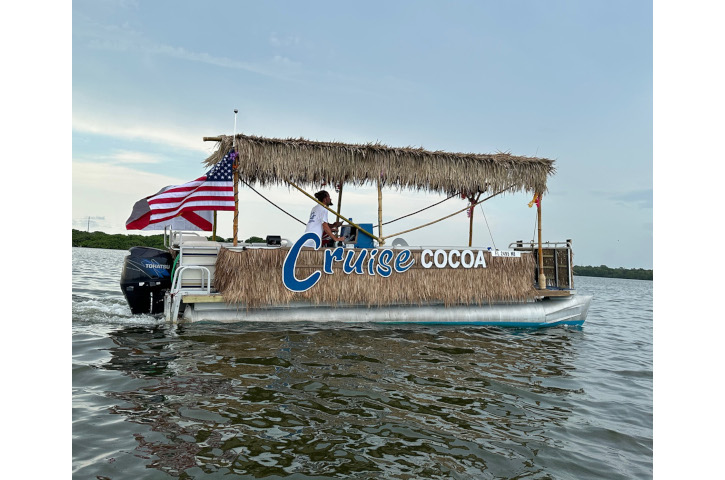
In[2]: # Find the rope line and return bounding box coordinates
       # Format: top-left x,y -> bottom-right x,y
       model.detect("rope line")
373,193 -> 459,229
381,185 -> 515,240
240,179 -> 307,226
478,203 -> 496,250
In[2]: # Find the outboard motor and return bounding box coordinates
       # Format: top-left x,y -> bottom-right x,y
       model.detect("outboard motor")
120,247 -> 174,314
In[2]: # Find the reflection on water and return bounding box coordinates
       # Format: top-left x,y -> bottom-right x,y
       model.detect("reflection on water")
98,324 -> 584,478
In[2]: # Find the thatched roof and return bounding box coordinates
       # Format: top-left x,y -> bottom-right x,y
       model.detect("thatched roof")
203,134 -> 555,195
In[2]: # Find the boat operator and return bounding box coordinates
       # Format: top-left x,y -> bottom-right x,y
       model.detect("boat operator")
303,190 -> 345,247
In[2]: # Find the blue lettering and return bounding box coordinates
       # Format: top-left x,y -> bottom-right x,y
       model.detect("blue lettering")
323,247 -> 344,274
282,233 -> 321,292
394,249 -> 414,273
343,249 -> 367,274
367,249 -> 379,275
282,239 -> 415,291
376,250 -> 394,277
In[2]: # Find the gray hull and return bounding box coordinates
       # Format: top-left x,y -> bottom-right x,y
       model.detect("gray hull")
180,294 -> 592,327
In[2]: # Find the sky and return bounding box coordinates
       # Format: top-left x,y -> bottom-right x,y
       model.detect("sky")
70,0 -> 653,269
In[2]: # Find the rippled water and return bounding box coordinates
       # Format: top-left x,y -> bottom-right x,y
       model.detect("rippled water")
72,247 -> 652,479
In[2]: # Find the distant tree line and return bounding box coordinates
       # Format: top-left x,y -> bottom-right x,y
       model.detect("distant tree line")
72,229 -> 261,250
72,229 -> 167,250
573,265 -> 652,281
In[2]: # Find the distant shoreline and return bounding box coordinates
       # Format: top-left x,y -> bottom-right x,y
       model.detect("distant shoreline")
72,230 -> 652,280
573,265 -> 652,281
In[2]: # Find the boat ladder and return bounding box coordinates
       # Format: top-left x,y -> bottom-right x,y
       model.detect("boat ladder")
164,265 -> 212,323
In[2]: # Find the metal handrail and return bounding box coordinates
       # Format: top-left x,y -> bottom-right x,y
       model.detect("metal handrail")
170,265 -> 211,295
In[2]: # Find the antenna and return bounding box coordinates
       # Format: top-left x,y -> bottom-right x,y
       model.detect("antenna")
233,109 -> 238,138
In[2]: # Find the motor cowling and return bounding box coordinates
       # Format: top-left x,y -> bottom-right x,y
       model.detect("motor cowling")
120,247 -> 174,314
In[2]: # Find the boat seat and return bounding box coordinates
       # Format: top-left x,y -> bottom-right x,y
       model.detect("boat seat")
173,234 -> 209,246
181,240 -> 214,247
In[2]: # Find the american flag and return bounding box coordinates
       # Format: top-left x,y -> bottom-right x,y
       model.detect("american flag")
126,150 -> 236,231
147,150 -> 236,223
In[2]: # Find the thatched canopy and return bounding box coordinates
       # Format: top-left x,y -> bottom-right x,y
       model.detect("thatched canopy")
203,134 -> 555,195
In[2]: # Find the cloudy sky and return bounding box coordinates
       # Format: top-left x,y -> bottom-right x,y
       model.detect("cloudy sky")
71,0 -> 653,268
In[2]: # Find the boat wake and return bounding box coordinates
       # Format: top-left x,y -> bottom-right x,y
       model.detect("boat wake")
72,296 -> 162,326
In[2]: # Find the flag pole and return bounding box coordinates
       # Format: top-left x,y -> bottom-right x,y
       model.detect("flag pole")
232,109 -> 239,246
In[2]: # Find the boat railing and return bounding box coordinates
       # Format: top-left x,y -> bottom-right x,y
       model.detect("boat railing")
509,239 -> 575,290
508,240 -> 573,250
170,266 -> 212,295
166,265 -> 212,322
220,238 -> 293,251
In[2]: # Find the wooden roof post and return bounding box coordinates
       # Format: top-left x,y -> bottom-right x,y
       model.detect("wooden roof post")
232,109 -> 239,246
232,151 -> 239,246
377,177 -> 384,246
468,195 -> 473,247
537,192 -> 546,289
468,192 -> 480,247
336,182 -> 344,219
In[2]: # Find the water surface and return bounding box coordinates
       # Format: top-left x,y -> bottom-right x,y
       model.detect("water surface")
72,247 -> 652,479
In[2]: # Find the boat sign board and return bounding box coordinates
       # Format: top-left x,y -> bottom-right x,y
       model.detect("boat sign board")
283,233 -> 490,292
491,250 -> 521,258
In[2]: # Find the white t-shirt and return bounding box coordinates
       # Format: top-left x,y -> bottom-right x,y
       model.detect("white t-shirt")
302,204 -> 329,247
